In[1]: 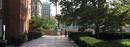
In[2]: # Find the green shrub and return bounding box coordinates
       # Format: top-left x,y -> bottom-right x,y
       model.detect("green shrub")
75,36 -> 127,47
68,32 -> 93,40
97,32 -> 122,40
6,34 -> 28,46
114,39 -> 130,46
27,32 -> 44,41
68,32 -> 130,41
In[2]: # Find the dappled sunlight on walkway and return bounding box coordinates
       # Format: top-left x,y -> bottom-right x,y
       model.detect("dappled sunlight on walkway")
20,35 -> 78,47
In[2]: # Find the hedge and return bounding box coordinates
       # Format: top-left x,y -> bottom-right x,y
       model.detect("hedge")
27,32 -> 44,41
68,32 -> 93,40
68,32 -> 130,41
75,36 -> 127,47
5,32 -> 44,46
114,39 -> 130,47
6,34 -> 28,46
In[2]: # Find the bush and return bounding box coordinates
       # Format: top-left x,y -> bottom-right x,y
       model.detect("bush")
97,32 -> 122,40
6,32 -> 44,46
68,32 -> 93,40
27,32 -> 44,41
75,36 -> 127,47
114,39 -> 130,46
6,34 -> 28,46
68,32 -> 130,41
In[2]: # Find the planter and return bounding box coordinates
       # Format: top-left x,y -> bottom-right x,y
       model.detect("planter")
0,40 -> 7,47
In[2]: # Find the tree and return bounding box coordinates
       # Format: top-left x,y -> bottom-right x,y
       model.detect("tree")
29,16 -> 56,31
29,16 -> 45,31
103,0 -> 130,32
54,0 -> 130,38
42,16 -> 56,29
55,0 -> 108,35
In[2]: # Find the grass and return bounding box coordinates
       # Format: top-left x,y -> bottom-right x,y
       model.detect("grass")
114,39 -> 130,46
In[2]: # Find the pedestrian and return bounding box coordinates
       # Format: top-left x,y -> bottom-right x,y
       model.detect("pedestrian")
60,29 -> 63,37
65,29 -> 67,37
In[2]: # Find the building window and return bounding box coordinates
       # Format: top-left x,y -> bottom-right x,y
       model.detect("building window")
24,0 -> 26,11
24,21 -> 26,33
20,20 -> 23,33
0,0 -> 2,9
35,2 -> 37,5
35,6 -> 37,10
0,19 -> 2,37
35,14 -> 37,16
21,0 -> 22,9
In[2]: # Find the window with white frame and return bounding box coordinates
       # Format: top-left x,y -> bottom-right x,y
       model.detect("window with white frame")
20,20 -> 23,33
0,19 -> 2,37
0,0 -> 2,9
21,0 -> 22,9
24,0 -> 26,11
24,21 -> 26,33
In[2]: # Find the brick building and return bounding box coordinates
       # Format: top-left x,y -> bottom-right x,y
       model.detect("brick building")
0,0 -> 30,37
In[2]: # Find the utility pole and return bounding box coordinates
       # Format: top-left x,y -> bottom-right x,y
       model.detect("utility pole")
51,0 -> 61,35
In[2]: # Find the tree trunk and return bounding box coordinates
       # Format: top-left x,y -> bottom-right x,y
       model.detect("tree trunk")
95,23 -> 100,38
102,26 -> 106,32
120,27 -> 124,39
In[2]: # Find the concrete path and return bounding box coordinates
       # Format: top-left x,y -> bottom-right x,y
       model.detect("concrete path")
20,35 -> 78,47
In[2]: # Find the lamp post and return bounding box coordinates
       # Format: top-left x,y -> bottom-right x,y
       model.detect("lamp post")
50,0 -> 61,35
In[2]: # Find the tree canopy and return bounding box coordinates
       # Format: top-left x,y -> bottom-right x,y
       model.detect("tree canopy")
29,16 -> 56,31
51,0 -> 130,34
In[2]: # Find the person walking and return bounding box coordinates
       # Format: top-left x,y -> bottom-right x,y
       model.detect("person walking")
65,29 -> 67,37
60,29 -> 63,37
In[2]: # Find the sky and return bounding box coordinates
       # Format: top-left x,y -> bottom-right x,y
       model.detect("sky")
40,0 -> 61,16
40,0 -> 112,16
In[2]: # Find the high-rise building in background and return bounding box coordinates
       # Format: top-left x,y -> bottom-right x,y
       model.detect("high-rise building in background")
31,0 -> 42,17
42,2 -> 51,16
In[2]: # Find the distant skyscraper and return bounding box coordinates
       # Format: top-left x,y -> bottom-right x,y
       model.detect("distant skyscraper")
42,2 -> 51,16
31,0 -> 42,17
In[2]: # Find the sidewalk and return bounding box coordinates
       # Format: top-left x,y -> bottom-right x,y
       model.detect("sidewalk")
20,35 -> 78,47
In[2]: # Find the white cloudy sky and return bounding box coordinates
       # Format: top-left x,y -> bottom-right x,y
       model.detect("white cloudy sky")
40,0 -> 113,16
40,0 -> 61,16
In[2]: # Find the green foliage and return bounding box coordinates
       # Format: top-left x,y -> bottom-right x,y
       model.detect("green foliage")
29,16 -> 45,31
41,16 -> 56,29
69,35 -> 129,47
6,32 -> 44,46
27,32 -> 44,41
53,0 -> 130,34
6,34 -> 28,46
68,32 -> 130,41
73,36 -> 127,47
114,39 -> 130,46
55,0 -> 109,34
29,16 -> 56,31
68,32 -> 93,39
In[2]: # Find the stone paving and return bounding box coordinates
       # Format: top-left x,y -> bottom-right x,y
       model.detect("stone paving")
20,35 -> 78,47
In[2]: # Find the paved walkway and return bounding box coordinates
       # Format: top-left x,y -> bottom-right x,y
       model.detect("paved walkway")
20,35 -> 78,47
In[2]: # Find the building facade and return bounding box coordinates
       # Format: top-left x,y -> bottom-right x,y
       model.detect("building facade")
28,0 -> 31,19
42,2 -> 51,16
0,0 -> 4,37
31,0 -> 42,17
0,0 -> 29,36
61,24 -> 79,31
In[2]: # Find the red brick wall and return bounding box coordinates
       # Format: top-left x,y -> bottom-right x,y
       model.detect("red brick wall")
3,0 -> 29,35
42,30 -> 55,35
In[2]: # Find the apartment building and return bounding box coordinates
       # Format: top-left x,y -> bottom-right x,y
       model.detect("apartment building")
42,2 -> 51,16
31,0 -> 42,17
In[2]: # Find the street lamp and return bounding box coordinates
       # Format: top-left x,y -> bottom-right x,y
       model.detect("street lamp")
50,0 -> 61,35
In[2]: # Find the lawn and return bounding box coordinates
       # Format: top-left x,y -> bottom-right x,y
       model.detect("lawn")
114,39 -> 130,46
